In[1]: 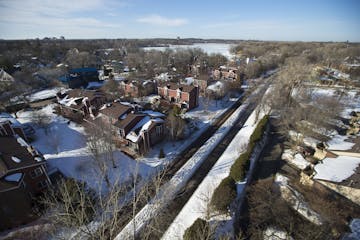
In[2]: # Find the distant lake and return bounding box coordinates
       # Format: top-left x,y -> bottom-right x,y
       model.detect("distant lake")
142,43 -> 235,59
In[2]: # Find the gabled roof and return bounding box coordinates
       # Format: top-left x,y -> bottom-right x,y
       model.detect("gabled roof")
100,102 -> 133,120
114,113 -> 146,130
0,112 -> 21,126
58,89 -> 105,107
0,136 -> 44,178
126,117 -> 164,143
158,82 -> 196,93
0,69 -> 14,82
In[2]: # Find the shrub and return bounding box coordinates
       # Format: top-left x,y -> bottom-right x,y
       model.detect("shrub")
158,148 -> 165,158
211,176 -> 237,213
230,152 -> 249,182
229,115 -> 269,182
250,115 -> 269,143
183,218 -> 212,240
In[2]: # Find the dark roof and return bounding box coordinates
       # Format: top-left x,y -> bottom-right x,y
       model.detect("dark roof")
114,113 -> 145,130
69,68 -> 98,73
158,82 -> 196,93
0,136 -> 45,178
100,102 -> 132,120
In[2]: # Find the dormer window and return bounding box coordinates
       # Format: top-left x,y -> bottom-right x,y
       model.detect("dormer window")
30,167 -> 43,178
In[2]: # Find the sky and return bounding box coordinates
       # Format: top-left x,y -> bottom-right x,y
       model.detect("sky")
0,0 -> 359,41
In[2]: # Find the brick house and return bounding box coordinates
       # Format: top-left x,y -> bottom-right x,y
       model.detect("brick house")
99,102 -> 165,156
0,113 -> 35,141
57,89 -> 107,121
0,135 -> 51,230
212,66 -> 239,81
157,83 -> 199,110
119,79 -> 156,98
181,77 -> 209,96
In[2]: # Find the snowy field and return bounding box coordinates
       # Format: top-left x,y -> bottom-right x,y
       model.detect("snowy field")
314,156 -> 360,182
16,104 -> 154,192
162,105 -> 269,240
143,43 -> 235,59
15,94 -> 238,192
327,135 -> 356,151
307,87 -> 360,181
282,150 -> 311,170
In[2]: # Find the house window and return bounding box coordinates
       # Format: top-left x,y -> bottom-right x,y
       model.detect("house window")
37,180 -> 48,189
156,126 -> 162,136
119,129 -> 125,137
30,167 -> 42,178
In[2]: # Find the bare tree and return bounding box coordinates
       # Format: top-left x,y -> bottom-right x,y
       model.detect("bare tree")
86,124 -> 111,188
31,110 -> 52,135
166,106 -> 186,140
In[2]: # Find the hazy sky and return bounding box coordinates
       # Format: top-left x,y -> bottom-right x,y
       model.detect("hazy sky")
0,0 -> 359,41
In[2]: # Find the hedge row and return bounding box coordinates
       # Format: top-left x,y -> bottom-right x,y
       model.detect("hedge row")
210,115 -> 269,213
230,115 -> 269,182
183,218 -> 211,240
210,176 -> 237,213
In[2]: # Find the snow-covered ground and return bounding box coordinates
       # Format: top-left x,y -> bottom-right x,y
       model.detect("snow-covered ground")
314,156 -> 360,182
344,218 -> 360,240
296,87 -> 360,182
114,97 -> 249,240
281,150 -> 311,170
275,174 -> 323,225
15,104 -> 154,192
143,43 -> 235,59
162,105 -> 269,240
327,135 -> 356,151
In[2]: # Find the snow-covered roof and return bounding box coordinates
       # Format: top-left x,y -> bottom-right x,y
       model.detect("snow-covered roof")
126,117 -> 164,143
0,113 -> 21,126
155,72 -> 171,81
207,81 -> 224,92
141,110 -> 165,118
59,96 -> 83,107
183,77 -> 194,85
11,156 -> 22,163
86,81 -> 104,89
28,87 -> 65,102
17,137 -> 29,148
4,173 -> 23,182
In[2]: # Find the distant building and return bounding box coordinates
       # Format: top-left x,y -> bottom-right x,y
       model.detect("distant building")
157,83 -> 199,110
212,66 -> 239,81
61,68 -> 100,88
181,77 -> 209,96
119,79 -> 157,98
0,135 -> 51,230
